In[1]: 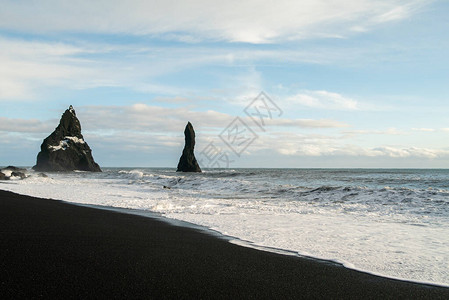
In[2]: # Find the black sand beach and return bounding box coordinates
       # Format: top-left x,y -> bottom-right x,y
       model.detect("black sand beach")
1,189 -> 448,299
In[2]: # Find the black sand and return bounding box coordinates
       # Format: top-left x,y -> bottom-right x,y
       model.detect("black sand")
1,189 -> 448,299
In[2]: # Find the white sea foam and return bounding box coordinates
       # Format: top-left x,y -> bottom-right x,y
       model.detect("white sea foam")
2,167 -> 449,286
1,169 -> 13,177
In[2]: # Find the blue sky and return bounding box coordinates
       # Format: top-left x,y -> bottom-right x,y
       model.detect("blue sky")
1,0 -> 448,168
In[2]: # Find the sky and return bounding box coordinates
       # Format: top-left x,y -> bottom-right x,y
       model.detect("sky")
1,0 -> 449,168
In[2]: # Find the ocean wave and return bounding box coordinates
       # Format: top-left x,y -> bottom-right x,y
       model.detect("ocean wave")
3,167 -> 449,285
112,169 -> 449,217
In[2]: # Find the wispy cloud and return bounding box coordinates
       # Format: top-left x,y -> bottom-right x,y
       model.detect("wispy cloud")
0,104 -> 347,135
286,90 -> 359,111
369,146 -> 446,159
269,118 -> 349,128
0,32 -> 434,102
343,128 -> 406,136
0,37 -> 109,99
0,0 -> 429,43
273,141 -> 449,159
412,128 -> 436,132
0,37 -> 233,100
0,117 -> 55,133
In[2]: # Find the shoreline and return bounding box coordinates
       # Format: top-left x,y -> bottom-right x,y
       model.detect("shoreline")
1,189 -> 449,298
83,202 -> 449,289
5,184 -> 447,288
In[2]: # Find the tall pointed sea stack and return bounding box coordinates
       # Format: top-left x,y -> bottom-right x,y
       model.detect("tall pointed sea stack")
177,122 -> 201,172
33,105 -> 101,172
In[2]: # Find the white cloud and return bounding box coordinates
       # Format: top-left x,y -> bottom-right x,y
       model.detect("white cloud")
0,103 -> 346,135
0,0 -> 429,43
0,79 -> 30,99
269,119 -> 349,128
4,36 -> 348,101
412,128 -> 436,132
80,104 -> 349,133
373,2 -> 424,23
0,117 -> 55,133
0,33 -> 431,102
343,128 -> 406,136
246,130 -> 449,160
0,37 -> 106,100
370,146 -> 444,159
286,90 -> 359,110
273,141 -> 449,159
0,37 -> 233,100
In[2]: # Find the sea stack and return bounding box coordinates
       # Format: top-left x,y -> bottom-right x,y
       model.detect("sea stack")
33,105 -> 101,172
177,122 -> 201,172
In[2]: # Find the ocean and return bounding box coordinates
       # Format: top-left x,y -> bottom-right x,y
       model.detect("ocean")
2,168 -> 449,286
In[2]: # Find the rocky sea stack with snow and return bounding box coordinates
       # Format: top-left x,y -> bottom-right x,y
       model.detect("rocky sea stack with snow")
33,106 -> 101,172
177,122 -> 201,172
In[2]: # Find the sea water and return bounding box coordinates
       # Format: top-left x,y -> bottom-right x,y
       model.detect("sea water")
2,168 -> 449,286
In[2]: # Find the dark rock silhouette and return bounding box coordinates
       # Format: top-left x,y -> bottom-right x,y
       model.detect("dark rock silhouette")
0,166 -> 26,180
177,122 -> 201,172
11,171 -> 26,179
33,106 -> 101,172
4,166 -> 26,172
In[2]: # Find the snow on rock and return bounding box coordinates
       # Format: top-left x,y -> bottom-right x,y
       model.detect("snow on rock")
47,137 -> 85,152
65,136 -> 85,144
